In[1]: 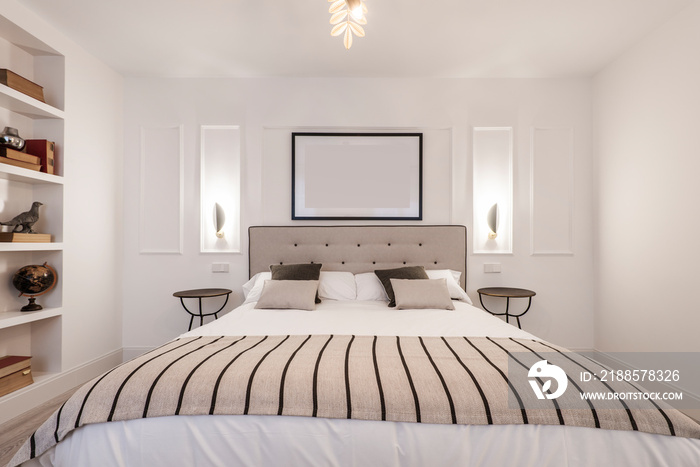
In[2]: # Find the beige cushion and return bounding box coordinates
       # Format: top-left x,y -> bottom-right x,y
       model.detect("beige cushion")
390,278 -> 455,310
254,280 -> 319,311
270,263 -> 323,303
375,266 -> 429,307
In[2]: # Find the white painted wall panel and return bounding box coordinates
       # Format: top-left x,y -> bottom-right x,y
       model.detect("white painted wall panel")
531,128 -> 574,255
594,1 -> 700,353
139,126 -> 183,254
123,78 -> 593,352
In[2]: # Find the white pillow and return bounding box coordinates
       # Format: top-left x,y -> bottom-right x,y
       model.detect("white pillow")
244,270 -> 356,303
318,271 -> 357,301
355,272 -> 389,301
242,272 -> 271,303
425,269 -> 472,304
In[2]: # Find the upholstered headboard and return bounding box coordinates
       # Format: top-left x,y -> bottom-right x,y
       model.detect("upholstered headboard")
248,225 -> 467,290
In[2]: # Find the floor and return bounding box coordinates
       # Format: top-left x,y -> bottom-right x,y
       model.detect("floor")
0,386 -> 79,466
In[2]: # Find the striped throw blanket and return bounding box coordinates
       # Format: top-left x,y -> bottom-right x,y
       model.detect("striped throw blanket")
11,335 -> 700,465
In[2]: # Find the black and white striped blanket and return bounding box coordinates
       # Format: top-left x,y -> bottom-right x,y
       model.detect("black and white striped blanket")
10,335 -> 700,466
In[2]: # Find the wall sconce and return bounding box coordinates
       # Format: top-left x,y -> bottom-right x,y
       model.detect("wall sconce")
214,203 -> 225,238
487,203 -> 499,239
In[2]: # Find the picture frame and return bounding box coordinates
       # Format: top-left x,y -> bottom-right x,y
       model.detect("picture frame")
292,132 -> 423,220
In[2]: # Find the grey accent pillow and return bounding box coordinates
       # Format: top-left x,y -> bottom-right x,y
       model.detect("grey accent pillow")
374,265 -> 429,307
390,278 -> 455,310
270,263 -> 323,303
254,280 -> 319,311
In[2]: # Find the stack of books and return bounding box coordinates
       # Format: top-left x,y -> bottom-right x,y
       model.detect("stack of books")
0,356 -> 33,397
0,146 -> 41,171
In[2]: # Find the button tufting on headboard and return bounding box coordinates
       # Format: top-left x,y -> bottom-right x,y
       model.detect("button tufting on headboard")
248,225 -> 467,290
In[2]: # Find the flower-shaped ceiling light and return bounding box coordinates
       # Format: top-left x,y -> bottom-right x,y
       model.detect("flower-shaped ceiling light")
329,0 -> 367,49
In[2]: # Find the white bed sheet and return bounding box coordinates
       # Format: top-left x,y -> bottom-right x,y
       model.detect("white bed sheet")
181,300 -> 539,340
25,301 -> 700,467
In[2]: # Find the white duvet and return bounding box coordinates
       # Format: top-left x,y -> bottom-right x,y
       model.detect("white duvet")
25,301 -> 700,467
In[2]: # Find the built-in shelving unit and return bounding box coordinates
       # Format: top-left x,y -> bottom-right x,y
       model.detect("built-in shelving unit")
0,13 -> 66,392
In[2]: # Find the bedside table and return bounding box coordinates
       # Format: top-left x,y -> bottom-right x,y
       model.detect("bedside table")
173,288 -> 232,331
477,287 -> 536,329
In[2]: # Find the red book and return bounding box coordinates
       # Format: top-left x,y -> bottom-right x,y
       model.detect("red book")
25,139 -> 56,175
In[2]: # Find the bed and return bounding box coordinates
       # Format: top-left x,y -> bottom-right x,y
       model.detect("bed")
10,225 -> 700,467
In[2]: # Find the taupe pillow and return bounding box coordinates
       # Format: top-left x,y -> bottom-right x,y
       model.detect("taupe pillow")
374,266 -> 429,307
390,278 -> 455,310
270,263 -> 323,303
254,280 -> 319,311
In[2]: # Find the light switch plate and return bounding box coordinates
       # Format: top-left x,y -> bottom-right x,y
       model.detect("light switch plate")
484,263 -> 502,273
212,262 -> 230,273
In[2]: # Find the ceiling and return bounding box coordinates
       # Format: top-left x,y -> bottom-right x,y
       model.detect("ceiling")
18,0 -> 693,78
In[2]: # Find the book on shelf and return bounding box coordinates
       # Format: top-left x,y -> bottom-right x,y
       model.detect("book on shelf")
0,356 -> 33,398
25,139 -> 55,174
0,232 -> 51,243
0,155 -> 41,171
0,69 -> 45,103
0,146 -> 40,164
0,356 -> 31,379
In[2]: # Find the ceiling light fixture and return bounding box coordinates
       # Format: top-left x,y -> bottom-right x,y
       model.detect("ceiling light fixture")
329,0 -> 367,50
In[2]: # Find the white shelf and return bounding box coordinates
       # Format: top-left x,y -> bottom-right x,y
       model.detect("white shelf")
0,84 -> 64,119
0,307 -> 63,331
0,163 -> 64,184
0,242 -> 63,252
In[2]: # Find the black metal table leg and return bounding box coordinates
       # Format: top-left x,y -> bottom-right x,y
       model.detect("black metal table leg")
199,297 -> 204,327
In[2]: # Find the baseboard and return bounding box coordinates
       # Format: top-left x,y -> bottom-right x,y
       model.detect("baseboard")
0,349 -> 123,425
122,346 -> 155,362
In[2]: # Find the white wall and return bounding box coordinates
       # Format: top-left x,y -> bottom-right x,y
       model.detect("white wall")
593,1 -> 700,352
123,77 -> 594,351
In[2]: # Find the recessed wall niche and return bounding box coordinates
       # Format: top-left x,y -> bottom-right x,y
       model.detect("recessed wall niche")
472,127 -> 513,254
200,125 -> 241,253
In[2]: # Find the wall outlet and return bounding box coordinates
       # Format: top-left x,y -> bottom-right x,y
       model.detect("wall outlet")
484,263 -> 502,273
212,262 -> 230,273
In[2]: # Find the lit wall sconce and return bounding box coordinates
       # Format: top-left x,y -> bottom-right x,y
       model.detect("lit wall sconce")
487,203 -> 499,239
214,203 -> 225,238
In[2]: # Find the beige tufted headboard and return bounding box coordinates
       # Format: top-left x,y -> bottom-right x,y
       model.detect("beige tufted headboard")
248,225 -> 467,290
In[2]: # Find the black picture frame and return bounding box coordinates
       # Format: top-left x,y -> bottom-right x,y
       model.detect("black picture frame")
292,132 -> 423,220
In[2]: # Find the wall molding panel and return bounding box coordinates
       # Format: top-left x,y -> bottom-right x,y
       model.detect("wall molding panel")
530,127 -> 574,256
139,125 -> 184,254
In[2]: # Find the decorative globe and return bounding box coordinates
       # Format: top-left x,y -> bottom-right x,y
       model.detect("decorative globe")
12,262 -> 57,312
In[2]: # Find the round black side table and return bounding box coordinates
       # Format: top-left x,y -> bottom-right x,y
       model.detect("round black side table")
173,288 -> 232,331
477,287 -> 536,329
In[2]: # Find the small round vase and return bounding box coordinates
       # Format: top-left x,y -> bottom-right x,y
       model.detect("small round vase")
0,127 -> 25,150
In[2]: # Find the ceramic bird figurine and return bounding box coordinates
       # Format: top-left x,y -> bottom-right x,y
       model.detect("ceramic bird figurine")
0,202 -> 43,233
